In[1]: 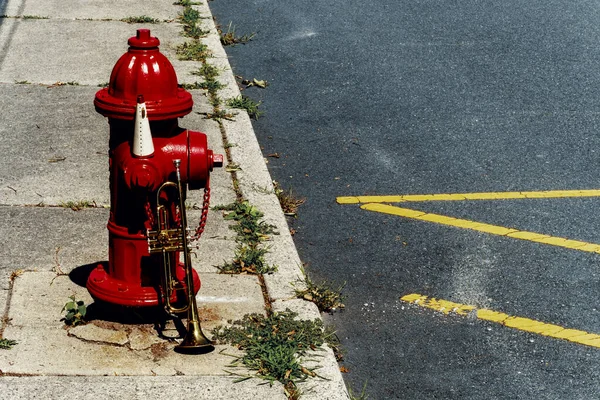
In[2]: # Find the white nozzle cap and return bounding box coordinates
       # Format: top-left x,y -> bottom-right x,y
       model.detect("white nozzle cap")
133,95 -> 154,157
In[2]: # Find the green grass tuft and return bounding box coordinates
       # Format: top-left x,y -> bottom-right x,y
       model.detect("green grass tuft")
120,15 -> 160,24
294,265 -> 345,313
219,22 -> 255,46
214,202 -> 278,274
212,310 -> 336,398
176,41 -> 211,61
226,95 -> 263,120
0,338 -> 17,350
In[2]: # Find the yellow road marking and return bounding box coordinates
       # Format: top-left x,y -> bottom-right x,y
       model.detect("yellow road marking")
361,203 -> 600,254
401,293 -> 600,348
337,189 -> 600,204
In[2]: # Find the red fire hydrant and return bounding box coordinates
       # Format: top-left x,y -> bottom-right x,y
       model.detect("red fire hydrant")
87,29 -> 222,312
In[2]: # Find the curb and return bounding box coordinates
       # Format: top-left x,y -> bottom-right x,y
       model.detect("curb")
195,2 -> 349,398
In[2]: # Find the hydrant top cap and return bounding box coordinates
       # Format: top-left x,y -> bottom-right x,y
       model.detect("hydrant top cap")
94,29 -> 193,120
128,29 -> 160,49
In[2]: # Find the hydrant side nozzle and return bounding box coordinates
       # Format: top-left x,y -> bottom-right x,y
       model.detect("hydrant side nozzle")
212,153 -> 224,169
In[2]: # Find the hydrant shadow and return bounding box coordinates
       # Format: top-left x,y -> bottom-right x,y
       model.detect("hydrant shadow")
68,262 -> 185,339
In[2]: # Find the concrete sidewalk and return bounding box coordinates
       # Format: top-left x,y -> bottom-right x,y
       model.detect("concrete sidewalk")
0,1 -> 348,398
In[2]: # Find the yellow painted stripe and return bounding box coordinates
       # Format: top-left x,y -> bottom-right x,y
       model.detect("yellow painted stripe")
361,203 -> 600,254
337,189 -> 600,204
401,293 -> 600,348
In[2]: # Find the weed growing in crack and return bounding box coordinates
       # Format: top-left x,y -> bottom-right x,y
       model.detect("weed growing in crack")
214,202 -> 278,274
293,265 -> 345,313
173,0 -> 201,6
120,15 -> 160,24
192,64 -> 220,80
226,95 -> 263,120
219,22 -> 255,46
59,200 -> 98,211
185,23 -> 210,39
348,382 -> 370,400
219,244 -> 275,275
176,41 -> 211,61
198,79 -> 225,91
178,4 -> 209,39
204,109 -> 235,121
179,5 -> 201,25
212,310 -> 336,399
273,181 -> 305,217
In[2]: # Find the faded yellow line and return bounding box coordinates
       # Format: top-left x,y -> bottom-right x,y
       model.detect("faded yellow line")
401,293 -> 600,348
361,203 -> 600,254
337,189 -> 600,204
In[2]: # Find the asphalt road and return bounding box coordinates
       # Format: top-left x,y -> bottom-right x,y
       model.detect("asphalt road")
209,1 -> 600,398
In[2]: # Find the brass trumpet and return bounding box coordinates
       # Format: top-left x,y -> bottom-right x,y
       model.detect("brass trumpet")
147,159 -> 213,353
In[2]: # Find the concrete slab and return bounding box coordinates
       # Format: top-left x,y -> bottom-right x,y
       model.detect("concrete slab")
0,83 -> 229,206
0,376 -> 287,400
0,271 -> 265,376
0,207 -> 107,290
0,20 -> 199,85
3,0 -> 184,20
0,84 -> 109,206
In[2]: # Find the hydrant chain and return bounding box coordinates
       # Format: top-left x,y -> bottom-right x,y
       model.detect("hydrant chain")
191,179 -> 211,241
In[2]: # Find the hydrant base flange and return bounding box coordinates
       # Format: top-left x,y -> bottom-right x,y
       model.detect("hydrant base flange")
87,263 -> 201,307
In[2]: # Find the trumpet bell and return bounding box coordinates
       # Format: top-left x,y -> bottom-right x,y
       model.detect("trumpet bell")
175,320 -> 214,354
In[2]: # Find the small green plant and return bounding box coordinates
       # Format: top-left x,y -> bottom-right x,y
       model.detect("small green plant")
225,162 -> 241,172
273,181 -> 305,216
214,202 -> 278,275
179,5 -> 200,25
173,0 -> 201,5
178,5 -> 209,38
15,80 -> 30,84
198,79 -> 225,91
120,16 -> 160,24
218,202 -> 276,242
192,64 -> 220,80
22,15 -> 49,19
204,109 -> 235,121
59,200 -> 97,211
176,41 -> 211,61
61,295 -> 87,326
180,82 -> 203,90
294,266 -> 345,313
98,82 -> 109,88
185,24 -> 210,39
219,22 -> 255,46
349,382 -> 369,400
0,338 -> 17,350
48,81 -> 80,87
226,95 -> 263,120
218,244 -> 276,274
212,310 -> 335,399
